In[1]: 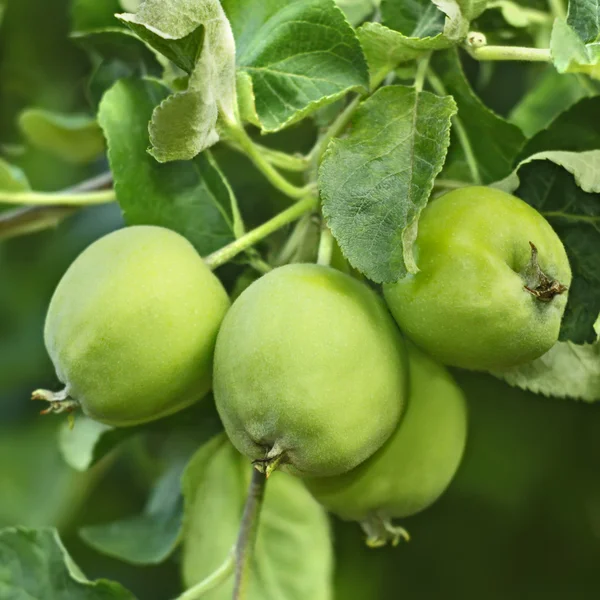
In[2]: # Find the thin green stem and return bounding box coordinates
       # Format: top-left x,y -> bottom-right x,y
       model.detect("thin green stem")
433,178 -> 471,190
308,95 -> 361,166
0,205 -> 77,240
317,223 -> 334,266
175,551 -> 235,600
548,0 -> 566,19
414,54 -> 431,93
226,139 -> 308,172
221,121 -> 312,199
204,196 -> 318,270
0,188 -> 115,206
469,45 -> 552,62
427,70 -> 481,185
233,468 -> 267,600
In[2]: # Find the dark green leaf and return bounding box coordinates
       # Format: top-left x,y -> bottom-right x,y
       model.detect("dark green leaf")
320,85 -> 456,283
224,0 -> 369,131
519,96 -> 600,158
432,49 -> 525,184
0,528 -> 136,599
79,453 -> 187,565
381,0 -> 446,37
510,69 -> 600,137
71,0 -> 123,32
98,78 -> 239,255
567,0 -> 600,44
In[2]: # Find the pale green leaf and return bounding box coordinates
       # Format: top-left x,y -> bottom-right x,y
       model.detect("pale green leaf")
0,158 -> 30,192
551,18 -> 600,79
335,0 -> 376,25
182,435 -> 334,600
223,0 -> 369,132
487,1 -> 552,28
320,85 -> 456,283
428,0 -> 488,41
119,0 -> 140,11
0,528 -> 135,599
118,0 -> 237,161
58,416 -> 117,472
491,337 -> 600,402
567,0 -> 600,44
357,22 -> 451,88
493,149 -> 600,195
18,109 -> 105,164
98,78 -> 240,256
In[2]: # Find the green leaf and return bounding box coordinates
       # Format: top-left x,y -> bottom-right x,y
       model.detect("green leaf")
494,156 -> 600,344
519,96 -> 600,158
119,0 -> 140,11
71,28 -> 162,108
509,69 -> 600,137
0,528 -> 136,599
182,435 -> 334,600
487,0 -> 552,28
495,150 -> 600,194
320,85 -> 456,283
71,0 -> 122,31
223,0 -> 369,132
550,18 -> 600,79
0,421 -> 88,529
0,158 -> 30,192
431,49 -> 525,184
118,0 -> 237,162
491,336 -> 600,402
58,416 -> 126,472
18,109 -> 105,164
79,450 -> 188,565
335,0 -> 376,25
357,22 -> 451,88
98,78 -> 240,256
432,0 -> 489,41
381,0 -> 446,38
567,0 -> 600,44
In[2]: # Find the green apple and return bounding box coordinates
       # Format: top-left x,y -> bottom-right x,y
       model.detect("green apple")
384,186 -> 571,370
34,225 -> 230,426
213,263 -> 408,477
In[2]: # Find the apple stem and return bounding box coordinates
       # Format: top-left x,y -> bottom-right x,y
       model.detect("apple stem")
252,448 -> 286,478
523,242 -> 568,302
233,467 -> 267,600
361,515 -> 410,548
31,388 -> 79,416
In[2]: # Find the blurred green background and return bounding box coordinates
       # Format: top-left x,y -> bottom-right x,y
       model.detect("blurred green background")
1,0 -> 599,598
